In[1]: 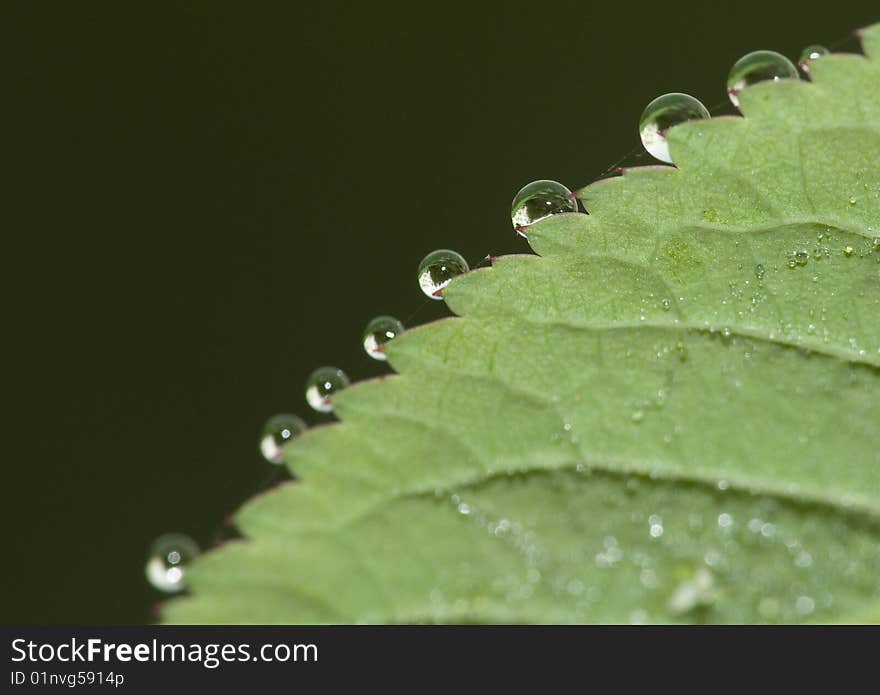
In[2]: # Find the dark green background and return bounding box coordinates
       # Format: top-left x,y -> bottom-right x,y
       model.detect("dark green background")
5,3 -> 874,623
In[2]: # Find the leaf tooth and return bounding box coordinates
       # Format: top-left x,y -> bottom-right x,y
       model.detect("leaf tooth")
857,23 -> 880,60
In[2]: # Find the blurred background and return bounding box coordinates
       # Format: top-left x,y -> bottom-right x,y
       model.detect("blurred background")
4,2 -> 875,623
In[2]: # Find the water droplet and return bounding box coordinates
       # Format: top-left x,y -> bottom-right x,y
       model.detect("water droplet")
799,44 -> 829,68
843,246 -> 855,257
788,250 -> 809,268
848,196 -> 857,205
417,249 -> 469,300
259,413 -> 307,464
754,263 -> 765,280
362,315 -> 404,361
727,50 -> 799,108
305,366 -> 350,413
145,533 -> 199,594
511,180 -> 577,235
648,514 -> 664,538
638,93 -> 710,164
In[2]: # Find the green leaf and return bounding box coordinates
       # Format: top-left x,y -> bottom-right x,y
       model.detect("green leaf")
164,26 -> 880,624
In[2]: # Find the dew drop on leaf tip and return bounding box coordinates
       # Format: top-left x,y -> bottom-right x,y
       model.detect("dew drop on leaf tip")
510,180 -> 578,236
417,249 -> 469,300
145,533 -> 200,594
726,50 -> 799,108
362,315 -> 404,361
305,366 -> 350,413
638,93 -> 710,164
259,413 -> 307,464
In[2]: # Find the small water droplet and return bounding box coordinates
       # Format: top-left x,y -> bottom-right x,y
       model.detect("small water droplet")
145,533 -> 200,594
510,180 -> 578,235
843,245 -> 855,257
675,340 -> 688,362
788,250 -> 809,268
259,413 -> 307,464
727,50 -> 799,108
362,315 -> 404,361
305,366 -> 350,413
848,196 -> 857,205
638,93 -> 710,164
754,263 -> 765,280
648,514 -> 664,538
799,44 -> 829,70
417,249 -> 469,300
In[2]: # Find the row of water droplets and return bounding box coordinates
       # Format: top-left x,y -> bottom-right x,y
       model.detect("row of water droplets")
144,41 -> 842,596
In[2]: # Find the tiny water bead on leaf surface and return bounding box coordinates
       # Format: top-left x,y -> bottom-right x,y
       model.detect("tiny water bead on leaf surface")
259,413 -> 307,464
417,249 -> 469,300
305,367 -> 350,413
727,50 -> 799,108
145,533 -> 199,594
799,44 -> 829,70
510,180 -> 578,236
638,93 -> 710,164
362,315 -> 404,361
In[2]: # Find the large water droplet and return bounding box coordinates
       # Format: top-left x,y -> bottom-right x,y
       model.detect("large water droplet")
259,413 -> 307,464
510,180 -> 577,235
305,366 -> 350,413
727,50 -> 799,108
417,250 -> 469,300
145,533 -> 199,594
362,315 -> 404,361
638,93 -> 710,164
799,44 -> 829,70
